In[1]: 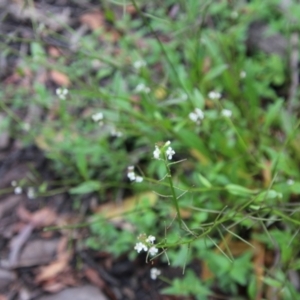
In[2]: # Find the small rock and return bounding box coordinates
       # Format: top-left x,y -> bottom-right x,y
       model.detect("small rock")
37,285 -> 108,300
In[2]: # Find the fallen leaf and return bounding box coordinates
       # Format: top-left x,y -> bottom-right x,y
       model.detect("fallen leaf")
0,195 -> 23,219
48,46 -> 62,58
49,70 -> 70,86
31,207 -> 57,227
16,205 -> 33,223
80,11 -> 105,30
84,268 -> 105,289
94,191 -> 157,221
35,252 -> 70,283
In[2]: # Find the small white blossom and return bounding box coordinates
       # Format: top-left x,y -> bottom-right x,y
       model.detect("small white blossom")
135,176 -> 143,183
133,60 -> 146,69
165,141 -> 171,147
56,88 -> 68,100
153,146 -> 161,159
11,181 -> 17,187
208,91 -> 221,100
287,179 -> 294,185
27,187 -> 35,199
22,123 -> 31,131
146,235 -> 156,244
127,166 -> 143,183
134,242 -> 148,253
135,83 -> 150,94
149,246 -> 159,256
14,186 -> 22,195
150,268 -> 161,280
127,171 -> 136,181
91,112 -> 103,122
240,71 -> 246,79
231,11 -> 239,19
189,108 -> 204,124
221,109 -> 232,118
180,93 -> 188,101
166,147 -> 175,160
111,128 -> 123,137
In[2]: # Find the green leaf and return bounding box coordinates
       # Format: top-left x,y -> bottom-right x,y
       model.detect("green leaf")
225,184 -> 257,196
70,181 -> 101,194
198,174 -> 212,188
203,64 -> 228,82
255,190 -> 282,202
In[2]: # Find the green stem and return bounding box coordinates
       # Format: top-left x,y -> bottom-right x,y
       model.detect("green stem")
164,157 -> 182,228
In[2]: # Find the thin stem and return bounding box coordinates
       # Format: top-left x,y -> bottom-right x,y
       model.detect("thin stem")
164,158 -> 182,228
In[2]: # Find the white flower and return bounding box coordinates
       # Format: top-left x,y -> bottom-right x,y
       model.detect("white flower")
135,176 -> 143,183
149,246 -> 159,256
240,71 -> 246,79
221,109 -> 232,118
14,186 -> 22,195
91,112 -> 103,122
287,179 -> 294,185
231,11 -> 239,19
127,171 -> 136,181
133,60 -> 146,69
11,181 -> 17,187
153,146 -> 161,159
27,187 -> 35,199
111,128 -> 123,137
22,123 -> 30,131
134,242 -> 148,253
146,235 -> 156,244
189,108 -> 204,124
150,268 -> 161,280
135,83 -> 150,94
127,166 -> 143,183
166,147 -> 175,160
208,91 -> 221,100
56,88 -> 68,100
165,141 -> 171,147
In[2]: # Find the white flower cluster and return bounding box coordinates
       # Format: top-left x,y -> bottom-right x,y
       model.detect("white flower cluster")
133,60 -> 146,69
134,234 -> 158,256
150,268 -> 161,280
110,128 -> 123,137
221,109 -> 232,118
127,166 -> 143,183
56,87 -> 68,100
208,90 -> 221,100
153,141 -> 175,160
91,112 -> 104,126
135,83 -> 150,94
11,181 -> 22,195
189,108 -> 204,124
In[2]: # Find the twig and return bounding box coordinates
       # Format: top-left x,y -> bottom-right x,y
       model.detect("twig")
287,32 -> 299,113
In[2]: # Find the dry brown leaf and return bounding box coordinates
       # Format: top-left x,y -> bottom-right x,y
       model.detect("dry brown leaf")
35,252 -> 70,283
94,191 -> 157,221
262,160 -> 272,188
56,237 -> 68,257
16,205 -> 33,223
252,239 -> 265,300
31,207 -> 57,227
80,11 -> 105,30
84,268 -> 105,289
202,233 -> 254,281
0,195 -> 23,219
49,70 -> 70,86
48,47 -> 62,58
42,281 -> 66,294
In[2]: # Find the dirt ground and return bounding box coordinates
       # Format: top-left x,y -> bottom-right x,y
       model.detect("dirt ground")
0,1 -> 291,299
